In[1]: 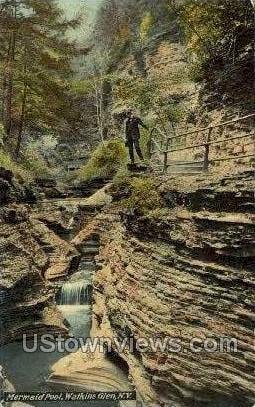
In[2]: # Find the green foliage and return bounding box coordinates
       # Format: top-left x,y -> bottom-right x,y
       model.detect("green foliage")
0,119 -> 53,181
21,148 -> 53,180
113,73 -> 186,136
140,12 -> 154,42
123,177 -> 164,214
113,166 -> 130,185
148,207 -> 170,218
0,121 -> 30,180
0,146 -> 54,182
113,75 -> 157,113
111,173 -> 164,215
0,0 -> 82,155
77,138 -> 127,181
0,148 -> 30,181
71,79 -> 94,95
139,127 -> 151,159
176,0 -> 254,81
94,0 -> 176,49
164,102 -> 185,124
27,134 -> 58,159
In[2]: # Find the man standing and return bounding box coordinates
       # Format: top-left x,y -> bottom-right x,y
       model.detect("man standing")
124,109 -> 148,165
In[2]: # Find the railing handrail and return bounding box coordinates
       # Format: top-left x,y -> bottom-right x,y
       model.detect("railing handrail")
167,112 -> 255,141
165,131 -> 255,154
149,111 -> 255,173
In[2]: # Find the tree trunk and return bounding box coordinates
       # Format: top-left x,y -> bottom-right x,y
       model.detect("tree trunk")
15,82 -> 27,158
94,81 -> 105,144
251,1 -> 255,93
1,35 -> 10,126
2,0 -> 17,144
2,30 -> 16,140
15,47 -> 28,159
99,80 -> 104,142
94,84 -> 101,138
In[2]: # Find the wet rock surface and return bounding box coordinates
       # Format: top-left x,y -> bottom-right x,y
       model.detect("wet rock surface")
0,184 -> 112,346
1,167 -> 254,406
0,366 -> 34,407
0,203 -> 79,344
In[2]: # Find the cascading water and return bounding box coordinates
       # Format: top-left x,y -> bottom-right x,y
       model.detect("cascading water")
58,272 -> 93,338
0,200 -> 128,407
56,243 -> 98,338
58,262 -> 94,306
55,235 -> 103,340
60,280 -> 91,305
0,236 -> 100,406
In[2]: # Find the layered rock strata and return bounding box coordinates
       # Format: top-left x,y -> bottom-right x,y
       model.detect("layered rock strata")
0,203 -> 78,345
58,170 -> 255,407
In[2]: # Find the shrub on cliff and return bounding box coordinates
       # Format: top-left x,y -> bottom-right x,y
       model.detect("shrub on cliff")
0,149 -> 30,181
77,138 -> 127,181
122,177 -> 164,214
0,147 -> 53,182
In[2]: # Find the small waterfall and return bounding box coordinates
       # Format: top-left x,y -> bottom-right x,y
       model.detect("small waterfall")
60,281 -> 91,305
58,238 -> 99,306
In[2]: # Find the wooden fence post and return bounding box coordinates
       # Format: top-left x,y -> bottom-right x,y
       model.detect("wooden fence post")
163,151 -> 168,173
203,128 -> 212,171
163,138 -> 170,173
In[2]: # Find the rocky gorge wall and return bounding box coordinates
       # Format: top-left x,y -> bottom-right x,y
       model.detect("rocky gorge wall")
0,168 -> 82,346
0,202 -> 80,345
63,169 -> 255,407
1,162 -> 255,407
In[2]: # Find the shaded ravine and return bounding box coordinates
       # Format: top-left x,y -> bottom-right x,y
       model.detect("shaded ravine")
48,237 -> 135,403
0,190 -> 132,407
0,231 -> 98,406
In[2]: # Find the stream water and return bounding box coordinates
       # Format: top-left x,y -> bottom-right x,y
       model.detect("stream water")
0,230 -> 121,406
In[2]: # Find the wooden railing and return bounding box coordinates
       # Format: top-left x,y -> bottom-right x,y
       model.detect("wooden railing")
148,113 -> 255,173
